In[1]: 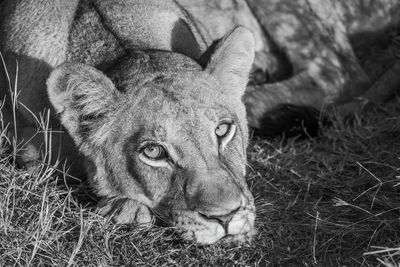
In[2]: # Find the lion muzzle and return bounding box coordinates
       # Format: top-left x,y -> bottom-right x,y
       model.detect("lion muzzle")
172,173 -> 255,245
174,206 -> 255,245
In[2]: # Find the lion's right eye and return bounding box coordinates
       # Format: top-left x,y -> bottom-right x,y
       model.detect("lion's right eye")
215,123 -> 230,138
142,144 -> 167,160
216,121 -> 236,151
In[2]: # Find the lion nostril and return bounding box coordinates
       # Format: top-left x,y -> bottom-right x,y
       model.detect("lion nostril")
197,212 -> 230,234
197,206 -> 241,227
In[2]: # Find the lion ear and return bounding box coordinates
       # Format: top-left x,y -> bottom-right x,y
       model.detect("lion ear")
205,27 -> 255,99
47,63 -> 120,147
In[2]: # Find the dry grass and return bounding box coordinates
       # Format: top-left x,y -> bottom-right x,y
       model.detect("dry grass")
248,100 -> 400,266
1,96 -> 400,266
1,22 -> 400,267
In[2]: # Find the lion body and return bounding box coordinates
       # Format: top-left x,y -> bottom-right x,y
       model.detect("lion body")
0,0 -> 398,244
180,0 -> 399,129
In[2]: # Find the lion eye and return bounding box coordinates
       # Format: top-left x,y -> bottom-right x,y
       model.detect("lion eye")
215,122 -> 236,150
142,144 -> 166,160
215,123 -> 230,137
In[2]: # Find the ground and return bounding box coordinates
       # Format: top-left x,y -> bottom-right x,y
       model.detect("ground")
0,24 -> 400,267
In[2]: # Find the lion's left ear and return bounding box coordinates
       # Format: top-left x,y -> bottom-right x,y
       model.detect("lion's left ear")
205,27 -> 255,99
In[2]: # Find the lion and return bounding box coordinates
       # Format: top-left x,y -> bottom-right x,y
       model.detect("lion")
0,0 -> 398,245
177,0 -> 400,134
0,0 -> 256,245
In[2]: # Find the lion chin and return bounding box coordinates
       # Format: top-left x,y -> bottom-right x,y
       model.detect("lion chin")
173,209 -> 256,245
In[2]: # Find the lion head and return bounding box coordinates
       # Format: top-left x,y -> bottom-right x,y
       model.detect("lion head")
46,27 -> 255,245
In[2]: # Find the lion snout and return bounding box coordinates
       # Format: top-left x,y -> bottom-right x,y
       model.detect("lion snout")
174,206 -> 255,245
226,208 -> 255,236
177,171 -> 255,244
185,175 -> 244,214
197,206 -> 255,236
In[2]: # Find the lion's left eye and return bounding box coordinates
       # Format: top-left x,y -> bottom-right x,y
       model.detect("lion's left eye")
142,144 -> 167,160
215,123 -> 230,137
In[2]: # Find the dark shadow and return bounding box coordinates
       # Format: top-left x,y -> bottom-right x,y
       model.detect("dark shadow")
252,104 -> 328,139
171,18 -> 202,60
0,51 -> 94,207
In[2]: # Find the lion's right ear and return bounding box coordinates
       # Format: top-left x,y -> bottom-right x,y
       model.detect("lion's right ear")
47,63 -> 120,147
205,27 -> 255,99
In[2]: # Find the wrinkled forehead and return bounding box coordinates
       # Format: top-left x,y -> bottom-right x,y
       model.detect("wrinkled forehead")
129,77 -> 236,144
140,71 -> 224,106
106,51 -> 231,103
106,50 -> 205,91
135,110 -> 215,143
106,51 -> 241,137
133,81 -> 234,138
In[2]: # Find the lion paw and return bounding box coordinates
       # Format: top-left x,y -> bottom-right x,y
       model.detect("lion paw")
97,197 -> 152,224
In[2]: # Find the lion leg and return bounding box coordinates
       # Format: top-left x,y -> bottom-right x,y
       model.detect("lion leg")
336,61 -> 400,118
0,60 -> 85,180
0,108 -> 85,178
0,0 -> 81,172
244,72 -> 323,135
244,0 -> 371,135
97,197 -> 153,224
337,0 -> 400,34
0,57 -> 47,167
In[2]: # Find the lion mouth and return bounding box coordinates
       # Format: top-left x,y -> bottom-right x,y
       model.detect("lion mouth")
172,208 -> 255,245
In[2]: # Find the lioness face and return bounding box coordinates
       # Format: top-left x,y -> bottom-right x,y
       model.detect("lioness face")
117,67 -> 254,244
47,28 -> 255,244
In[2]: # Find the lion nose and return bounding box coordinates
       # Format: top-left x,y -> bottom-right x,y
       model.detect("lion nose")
185,175 -> 244,213
187,185 -> 244,218
198,206 -> 241,231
